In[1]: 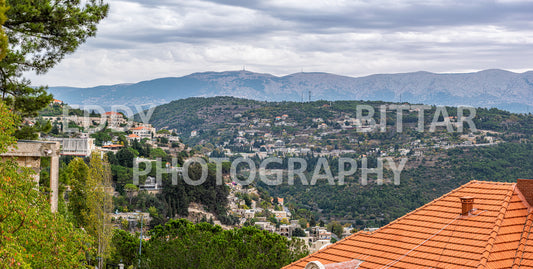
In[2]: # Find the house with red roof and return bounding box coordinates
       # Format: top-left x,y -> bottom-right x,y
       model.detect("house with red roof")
103,111 -> 122,117
127,133 -> 140,142
130,126 -> 155,140
100,111 -> 128,131
285,179 -> 533,269
101,144 -> 123,151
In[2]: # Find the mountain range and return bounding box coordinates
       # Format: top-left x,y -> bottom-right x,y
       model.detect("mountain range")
48,69 -> 533,113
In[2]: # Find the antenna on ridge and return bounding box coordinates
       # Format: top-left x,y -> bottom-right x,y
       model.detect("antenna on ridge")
308,90 -> 311,102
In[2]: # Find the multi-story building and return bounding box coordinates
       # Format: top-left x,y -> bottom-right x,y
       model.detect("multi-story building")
47,137 -> 95,157
130,126 -> 154,140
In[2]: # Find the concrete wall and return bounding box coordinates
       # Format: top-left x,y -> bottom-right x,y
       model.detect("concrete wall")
0,141 -> 60,212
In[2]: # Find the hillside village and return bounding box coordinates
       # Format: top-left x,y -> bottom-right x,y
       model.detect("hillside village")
7,95 -> 533,268
4,0 -> 533,267
37,100 -> 378,253
30,98 -> 532,253
192,108 -> 501,161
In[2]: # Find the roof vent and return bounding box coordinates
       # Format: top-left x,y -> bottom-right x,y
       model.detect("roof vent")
305,261 -> 325,269
517,179 -> 533,206
460,197 -> 474,216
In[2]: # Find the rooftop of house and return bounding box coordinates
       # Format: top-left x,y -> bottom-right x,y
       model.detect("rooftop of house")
284,179 -> 533,269
104,111 -> 122,116
131,126 -> 150,130
101,144 -> 123,148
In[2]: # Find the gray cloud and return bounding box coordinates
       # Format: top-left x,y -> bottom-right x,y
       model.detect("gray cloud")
25,0 -> 533,87
204,0 -> 533,30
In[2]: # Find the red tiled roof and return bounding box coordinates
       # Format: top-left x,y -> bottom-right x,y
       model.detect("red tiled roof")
284,180 -> 533,269
131,126 -> 149,130
102,144 -> 123,148
128,134 -> 140,138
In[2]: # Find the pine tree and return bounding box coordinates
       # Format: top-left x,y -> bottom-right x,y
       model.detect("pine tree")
0,0 -> 108,139
0,0 -> 6,60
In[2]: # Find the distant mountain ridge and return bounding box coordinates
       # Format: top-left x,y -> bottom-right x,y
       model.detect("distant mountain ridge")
48,69 -> 533,113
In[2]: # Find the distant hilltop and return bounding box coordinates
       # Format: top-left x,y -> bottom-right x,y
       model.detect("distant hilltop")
48,69 -> 533,113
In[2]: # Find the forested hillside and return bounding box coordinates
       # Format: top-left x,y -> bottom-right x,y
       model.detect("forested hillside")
143,97 -> 533,228
141,97 -> 262,134
259,143 -> 533,228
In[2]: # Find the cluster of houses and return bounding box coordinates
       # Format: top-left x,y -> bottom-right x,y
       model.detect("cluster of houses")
40,108 -> 181,157
198,111 -> 502,161
225,181 -> 357,253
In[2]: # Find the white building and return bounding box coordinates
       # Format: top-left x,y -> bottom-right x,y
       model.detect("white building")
130,126 -> 154,139
47,137 -> 95,157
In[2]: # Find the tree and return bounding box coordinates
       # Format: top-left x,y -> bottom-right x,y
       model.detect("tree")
106,151 -> 118,165
292,227 -> 307,237
111,164 -> 133,194
143,219 -> 308,268
86,152 -> 113,268
327,221 -> 344,238
91,130 -> 112,146
158,136 -> 169,144
149,147 -> 167,159
0,0 -> 6,61
0,101 -> 90,267
157,129 -> 170,135
124,183 -> 139,204
147,206 -> 165,229
298,218 -> 308,229
1,0 -> 108,139
117,147 -> 137,168
117,134 -> 129,147
67,157 -> 91,227
243,218 -> 256,227
66,153 -> 114,267
109,229 -> 138,267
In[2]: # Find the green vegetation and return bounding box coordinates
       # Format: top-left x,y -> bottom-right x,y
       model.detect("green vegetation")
144,97 -> 533,229
0,4 -> 110,265
257,142 -> 533,228
97,138 -> 232,223
143,96 -> 262,138
111,218 -> 308,269
86,153 -> 114,268
1,0 -> 108,139
0,0 -> 6,61
147,97 -> 533,145
0,101 -> 90,267
61,155 -> 114,267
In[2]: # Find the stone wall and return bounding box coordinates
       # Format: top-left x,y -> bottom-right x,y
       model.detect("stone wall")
0,141 -> 60,212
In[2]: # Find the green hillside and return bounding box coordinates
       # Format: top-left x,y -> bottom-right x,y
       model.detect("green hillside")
144,97 -> 533,228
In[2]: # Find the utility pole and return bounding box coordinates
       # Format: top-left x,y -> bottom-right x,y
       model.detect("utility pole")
138,214 -> 144,268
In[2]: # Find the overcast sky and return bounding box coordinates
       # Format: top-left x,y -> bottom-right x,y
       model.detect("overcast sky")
27,0 -> 533,87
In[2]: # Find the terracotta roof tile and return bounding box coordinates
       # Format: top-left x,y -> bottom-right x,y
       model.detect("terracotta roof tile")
284,180 -> 533,269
